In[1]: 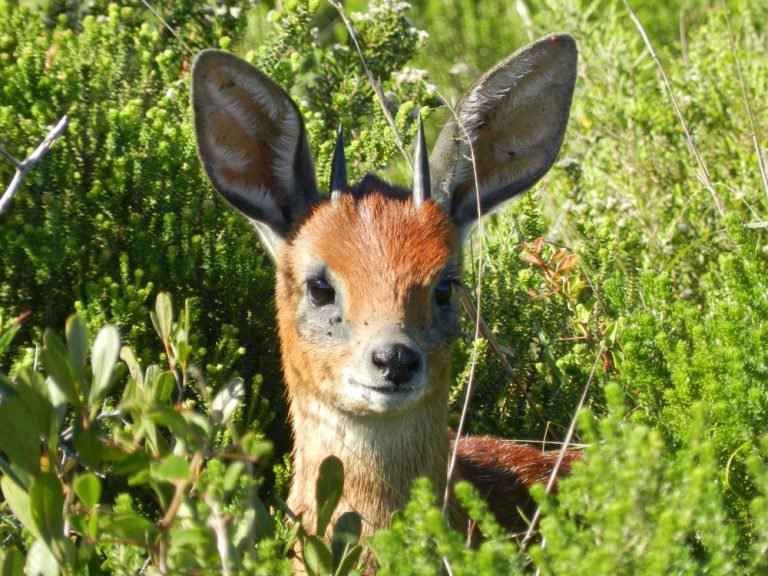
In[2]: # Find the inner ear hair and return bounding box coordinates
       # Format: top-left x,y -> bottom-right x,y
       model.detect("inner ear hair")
428,34 -> 578,232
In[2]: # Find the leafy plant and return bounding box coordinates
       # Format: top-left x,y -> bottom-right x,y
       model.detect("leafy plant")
0,294 -> 285,574
3,0 -> 768,573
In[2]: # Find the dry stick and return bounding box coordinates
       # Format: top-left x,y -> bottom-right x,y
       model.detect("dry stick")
721,0 -> 768,201
140,0 -> 194,56
328,0 -> 413,169
436,91 -> 485,526
520,342 -> 605,555
623,0 -> 726,219
205,495 -> 234,576
0,115 -> 69,215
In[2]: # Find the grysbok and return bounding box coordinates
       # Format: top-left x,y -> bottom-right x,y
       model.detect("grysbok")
192,32 -> 580,569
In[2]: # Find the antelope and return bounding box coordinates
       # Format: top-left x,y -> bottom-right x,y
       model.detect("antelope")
191,32 -> 579,558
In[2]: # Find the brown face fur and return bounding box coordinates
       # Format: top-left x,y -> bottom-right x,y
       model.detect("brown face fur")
275,188 -> 462,418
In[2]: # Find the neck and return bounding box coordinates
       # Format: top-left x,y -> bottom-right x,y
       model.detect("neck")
287,393 -> 450,536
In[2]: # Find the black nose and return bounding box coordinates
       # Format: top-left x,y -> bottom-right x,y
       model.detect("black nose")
372,344 -> 421,386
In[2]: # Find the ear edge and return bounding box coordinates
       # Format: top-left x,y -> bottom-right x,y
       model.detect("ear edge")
429,33 -> 578,228
191,50 -> 319,242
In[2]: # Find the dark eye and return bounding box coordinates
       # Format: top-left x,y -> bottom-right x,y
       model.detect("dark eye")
308,277 -> 336,307
434,279 -> 453,307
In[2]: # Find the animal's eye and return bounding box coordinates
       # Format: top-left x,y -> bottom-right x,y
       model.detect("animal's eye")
434,279 -> 454,307
308,277 -> 336,307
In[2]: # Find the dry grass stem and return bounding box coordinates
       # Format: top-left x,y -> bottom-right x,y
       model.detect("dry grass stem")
623,0 -> 726,218
328,0 -> 413,168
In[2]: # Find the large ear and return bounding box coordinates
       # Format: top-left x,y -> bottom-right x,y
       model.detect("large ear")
191,50 -> 319,259
429,33 -> 577,234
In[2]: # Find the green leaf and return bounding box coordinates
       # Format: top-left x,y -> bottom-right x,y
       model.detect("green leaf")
316,456 -> 344,537
146,405 -> 191,438
73,427 -> 104,469
29,474 -> 65,548
170,526 -> 211,547
1,476 -> 36,537
240,433 -> 273,460
303,536 -> 333,576
172,327 -> 190,366
334,545 -> 362,576
24,539 -> 58,576
44,376 -> 67,410
0,374 -> 46,476
223,461 -> 244,492
0,317 -> 23,357
120,345 -> 143,388
0,546 -> 25,576
210,378 -> 244,425
153,371 -> 176,404
140,366 -> 176,404
65,315 -> 89,395
101,512 -> 157,546
40,330 -> 80,406
89,325 -> 120,406
73,473 -> 101,508
331,512 -> 362,571
150,454 -> 190,483
151,292 -> 173,343
111,450 -> 151,476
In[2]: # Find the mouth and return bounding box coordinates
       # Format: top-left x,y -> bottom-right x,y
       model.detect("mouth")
345,377 -> 426,414
358,381 -> 418,394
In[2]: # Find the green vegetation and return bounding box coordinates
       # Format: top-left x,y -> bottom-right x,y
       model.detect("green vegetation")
2,0 -> 768,573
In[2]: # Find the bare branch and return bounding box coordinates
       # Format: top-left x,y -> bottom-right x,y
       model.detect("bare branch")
0,115 -> 69,215
520,342 -> 605,554
327,0 -> 413,169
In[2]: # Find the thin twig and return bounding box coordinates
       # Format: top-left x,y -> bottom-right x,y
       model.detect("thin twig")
206,495 -> 234,576
623,1 -> 725,218
140,0 -> 194,56
328,0 -> 412,168
439,88 -> 484,518
0,145 -> 21,169
0,115 -> 68,215
520,343 -> 604,554
721,0 -> 768,201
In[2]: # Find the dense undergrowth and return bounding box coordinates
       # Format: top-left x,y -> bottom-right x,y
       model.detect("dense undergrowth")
1,0 -> 768,573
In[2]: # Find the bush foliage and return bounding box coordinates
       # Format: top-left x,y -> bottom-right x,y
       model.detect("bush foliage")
2,0 -> 768,573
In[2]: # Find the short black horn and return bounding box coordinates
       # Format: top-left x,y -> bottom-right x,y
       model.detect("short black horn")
412,114 -> 430,208
330,123 -> 347,204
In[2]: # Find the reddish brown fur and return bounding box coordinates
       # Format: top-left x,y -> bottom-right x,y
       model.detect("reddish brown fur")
276,189 -> 461,536
452,434 -> 579,532
273,184 -> 578,548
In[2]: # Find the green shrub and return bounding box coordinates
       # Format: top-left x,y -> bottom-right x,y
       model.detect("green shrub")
0,0 -> 437,456
0,296 -> 290,574
2,0 -> 768,573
